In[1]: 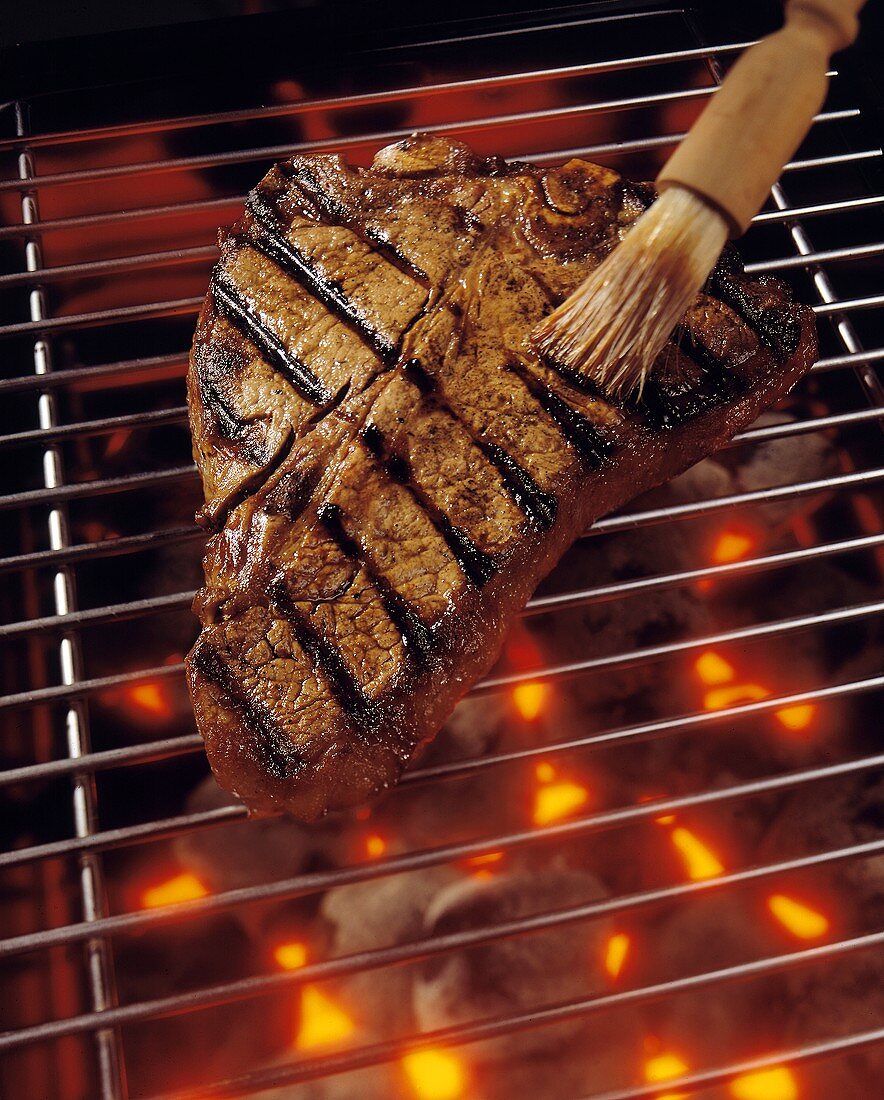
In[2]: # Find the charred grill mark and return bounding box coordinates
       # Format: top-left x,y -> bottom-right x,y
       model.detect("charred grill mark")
205,383 -> 252,443
197,428 -> 296,532
710,269 -> 802,358
402,357 -> 437,394
538,347 -> 611,400
482,443 -> 558,530
316,501 -> 436,663
402,359 -> 556,531
190,640 -> 301,780
246,192 -> 398,363
278,165 -> 432,287
359,423 -> 498,588
212,274 -> 333,405
641,334 -> 739,430
268,579 -> 380,729
508,363 -> 610,468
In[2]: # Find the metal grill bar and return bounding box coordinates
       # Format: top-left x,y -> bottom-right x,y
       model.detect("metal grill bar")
1,344 -> 879,404
0,525 -> 201,577
2,12 -> 881,1096
2,460 -> 880,534
3,527 -> 880,643
13,102 -> 126,1100
2,582 -> 880,717
1,246 -> 879,344
0,30 -> 745,153
0,353 -> 185,396
3,171 -> 878,249
0,246 -> 216,290
0,407 -> 189,449
1,670 -> 879,797
583,1029 -> 884,1100
150,933 -> 884,1100
744,241 -> 884,273
1,394 -> 880,454
2,845 -> 882,1054
2,599 -> 881,863
1,699 -> 875,959
2,230 -> 878,298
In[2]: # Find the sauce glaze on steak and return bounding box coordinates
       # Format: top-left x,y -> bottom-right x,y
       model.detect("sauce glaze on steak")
186,135 -> 816,820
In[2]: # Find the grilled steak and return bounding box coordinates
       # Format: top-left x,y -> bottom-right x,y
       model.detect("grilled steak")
187,135 -> 816,820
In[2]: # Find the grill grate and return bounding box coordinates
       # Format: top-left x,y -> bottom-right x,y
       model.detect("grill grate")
1,3 -> 882,1099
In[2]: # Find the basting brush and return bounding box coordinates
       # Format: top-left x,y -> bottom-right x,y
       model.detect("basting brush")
533,0 -> 865,401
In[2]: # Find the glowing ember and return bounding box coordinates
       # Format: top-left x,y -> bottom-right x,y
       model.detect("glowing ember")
141,872 -> 208,909
670,827 -> 724,880
730,1066 -> 798,1100
513,681 -> 549,721
644,1049 -> 689,1100
604,932 -> 630,979
296,986 -> 356,1049
274,942 -> 308,970
767,894 -> 829,939
125,682 -> 172,718
466,852 -> 503,868
656,814 -> 676,826
401,1049 -> 467,1100
704,683 -> 769,711
775,704 -> 816,732
712,530 -> 755,564
365,834 -> 387,859
533,780 -> 589,827
535,761 -> 556,783
694,651 -> 736,686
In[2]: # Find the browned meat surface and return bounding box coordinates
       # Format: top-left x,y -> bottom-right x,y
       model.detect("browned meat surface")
186,135 -> 816,820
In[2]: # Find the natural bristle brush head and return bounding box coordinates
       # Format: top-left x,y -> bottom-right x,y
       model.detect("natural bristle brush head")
533,0 -> 866,402
532,186 -> 729,403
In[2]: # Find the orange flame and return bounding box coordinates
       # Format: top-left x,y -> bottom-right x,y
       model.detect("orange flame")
296,987 -> 356,1049
274,942 -> 308,971
730,1066 -> 798,1100
670,827 -> 724,880
604,932 -> 630,979
125,682 -> 173,719
775,704 -> 816,732
141,872 -> 208,909
466,851 -> 503,868
513,681 -> 548,721
644,1049 -> 690,1100
704,683 -> 769,711
466,851 -> 503,878
767,894 -> 829,939
365,834 -> 387,859
401,1049 -> 467,1100
533,765 -> 589,827
712,530 -> 756,564
694,651 -> 736,686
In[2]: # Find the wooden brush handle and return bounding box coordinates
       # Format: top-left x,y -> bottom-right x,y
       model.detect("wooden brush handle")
658,0 -> 865,235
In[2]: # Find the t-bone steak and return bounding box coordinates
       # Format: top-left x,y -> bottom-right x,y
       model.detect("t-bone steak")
186,135 -> 816,820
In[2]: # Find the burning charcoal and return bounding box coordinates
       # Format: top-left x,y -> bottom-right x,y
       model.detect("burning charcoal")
732,411 -> 839,526
632,893 -> 789,1065
664,454 -> 738,505
758,773 -> 884,932
422,693 -> 511,765
760,776 -> 884,1096
258,1063 -> 400,1100
174,777 -> 349,935
529,524 -> 712,719
115,917 -> 291,1095
320,865 -> 462,1039
412,870 -> 616,1062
